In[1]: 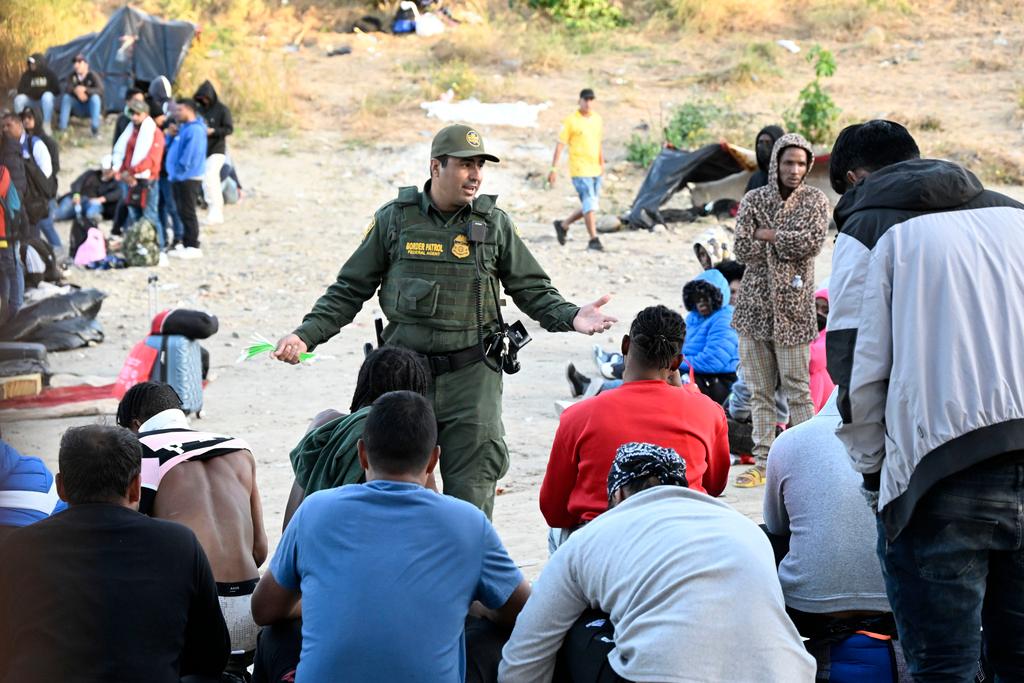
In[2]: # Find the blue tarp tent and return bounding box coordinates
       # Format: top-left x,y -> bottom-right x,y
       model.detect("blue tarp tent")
45,6 -> 195,114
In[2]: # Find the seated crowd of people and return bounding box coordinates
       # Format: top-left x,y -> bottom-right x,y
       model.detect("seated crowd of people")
2,120 -> 1023,683
1,53 -> 242,324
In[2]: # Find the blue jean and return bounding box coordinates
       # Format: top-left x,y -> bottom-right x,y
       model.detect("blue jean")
13,92 -> 55,129
877,455 -> 1024,682
159,176 -> 184,244
571,176 -> 602,214
123,180 -> 164,249
54,195 -> 103,222
58,93 -> 102,132
37,198 -> 61,248
0,245 -> 24,326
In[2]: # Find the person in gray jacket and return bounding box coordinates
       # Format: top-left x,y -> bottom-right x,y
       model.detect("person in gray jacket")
763,389 -> 897,681
828,119 -> 1024,682
499,442 -> 814,683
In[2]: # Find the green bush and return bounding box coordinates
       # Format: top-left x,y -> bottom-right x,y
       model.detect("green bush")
626,134 -> 661,167
524,0 -> 626,31
784,45 -> 840,145
664,101 -> 721,149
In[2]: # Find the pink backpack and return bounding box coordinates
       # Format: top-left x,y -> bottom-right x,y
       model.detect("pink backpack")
74,227 -> 107,266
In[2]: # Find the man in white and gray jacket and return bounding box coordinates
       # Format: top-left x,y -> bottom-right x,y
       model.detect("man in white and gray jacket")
827,119 -> 1024,682
499,442 -> 813,683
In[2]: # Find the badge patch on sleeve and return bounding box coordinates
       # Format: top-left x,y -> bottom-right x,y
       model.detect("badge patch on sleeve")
362,216 -> 376,240
452,234 -> 471,259
405,241 -> 444,257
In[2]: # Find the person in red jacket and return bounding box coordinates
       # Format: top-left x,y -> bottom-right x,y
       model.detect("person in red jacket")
540,305 -> 730,552
113,99 -> 165,246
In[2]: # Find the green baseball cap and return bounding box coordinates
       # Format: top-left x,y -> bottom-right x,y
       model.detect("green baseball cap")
430,124 -> 500,163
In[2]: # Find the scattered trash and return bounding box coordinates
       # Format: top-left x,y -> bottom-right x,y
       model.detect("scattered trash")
393,2 -> 445,37
776,39 -> 800,54
327,46 -> 352,57
421,92 -> 550,127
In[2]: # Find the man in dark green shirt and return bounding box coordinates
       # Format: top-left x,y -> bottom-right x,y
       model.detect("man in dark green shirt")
274,124 -> 615,516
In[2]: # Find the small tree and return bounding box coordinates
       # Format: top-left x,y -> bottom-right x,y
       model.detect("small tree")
785,45 -> 840,145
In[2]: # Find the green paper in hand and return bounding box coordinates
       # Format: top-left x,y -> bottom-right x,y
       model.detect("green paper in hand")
237,335 -> 317,363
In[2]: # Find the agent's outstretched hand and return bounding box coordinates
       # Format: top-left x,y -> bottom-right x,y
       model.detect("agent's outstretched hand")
573,295 -> 617,336
272,334 -> 308,365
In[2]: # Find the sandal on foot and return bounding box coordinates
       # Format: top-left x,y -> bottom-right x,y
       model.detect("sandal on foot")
735,465 -> 767,488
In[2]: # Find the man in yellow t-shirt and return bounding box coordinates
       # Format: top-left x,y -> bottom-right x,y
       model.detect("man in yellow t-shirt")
547,89 -> 604,251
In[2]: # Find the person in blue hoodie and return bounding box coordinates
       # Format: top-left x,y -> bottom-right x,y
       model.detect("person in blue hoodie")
165,98 -> 207,258
0,432 -> 66,544
567,269 -> 739,404
680,268 -> 739,404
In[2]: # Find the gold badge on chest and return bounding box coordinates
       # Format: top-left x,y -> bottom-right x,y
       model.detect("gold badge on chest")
452,234 -> 471,259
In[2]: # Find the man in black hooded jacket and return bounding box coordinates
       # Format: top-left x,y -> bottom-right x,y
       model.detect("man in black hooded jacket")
827,119 -> 1024,682
193,80 -> 232,225
744,125 -> 785,192
14,54 -> 60,135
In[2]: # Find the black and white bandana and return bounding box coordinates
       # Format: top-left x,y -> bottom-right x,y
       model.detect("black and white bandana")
607,442 -> 688,504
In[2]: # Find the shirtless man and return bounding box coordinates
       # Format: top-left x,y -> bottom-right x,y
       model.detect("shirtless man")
117,381 -> 268,676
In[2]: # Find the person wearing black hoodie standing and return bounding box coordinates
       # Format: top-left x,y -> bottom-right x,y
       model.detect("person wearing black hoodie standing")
194,80 -> 232,225
745,125 -> 785,193
14,54 -> 60,135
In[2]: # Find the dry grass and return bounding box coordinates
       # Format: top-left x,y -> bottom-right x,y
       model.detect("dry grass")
939,143 -> 1024,186
138,0 -> 305,134
0,0 -> 103,89
695,42 -> 781,87
429,21 -> 573,74
634,0 -> 921,34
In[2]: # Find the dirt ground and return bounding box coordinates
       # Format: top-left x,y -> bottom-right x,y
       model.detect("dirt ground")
5,18 -> 1024,578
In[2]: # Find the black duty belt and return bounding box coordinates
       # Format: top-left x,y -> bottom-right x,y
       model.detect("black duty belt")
422,345 -> 487,377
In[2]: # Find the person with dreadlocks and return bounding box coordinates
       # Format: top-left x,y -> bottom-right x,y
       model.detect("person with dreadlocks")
282,346 -> 433,529
541,305 -> 730,553
117,381 -> 267,679
500,441 -> 814,682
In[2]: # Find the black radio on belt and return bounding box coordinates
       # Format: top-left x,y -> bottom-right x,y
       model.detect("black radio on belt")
486,320 -> 532,374
468,220 -> 532,375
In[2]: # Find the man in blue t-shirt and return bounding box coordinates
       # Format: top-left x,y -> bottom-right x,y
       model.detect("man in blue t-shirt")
252,390 -> 530,683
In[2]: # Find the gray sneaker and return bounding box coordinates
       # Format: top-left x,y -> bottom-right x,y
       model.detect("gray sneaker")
587,237 -> 604,251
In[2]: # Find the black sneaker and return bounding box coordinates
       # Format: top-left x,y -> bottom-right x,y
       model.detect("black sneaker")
587,237 -> 604,251
566,362 -> 591,398
553,220 -> 567,245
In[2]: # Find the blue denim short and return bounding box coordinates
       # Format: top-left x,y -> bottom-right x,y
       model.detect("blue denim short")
571,176 -> 602,214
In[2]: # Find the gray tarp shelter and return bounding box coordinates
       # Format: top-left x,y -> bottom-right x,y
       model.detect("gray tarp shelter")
45,6 -> 195,114
625,142 -> 838,229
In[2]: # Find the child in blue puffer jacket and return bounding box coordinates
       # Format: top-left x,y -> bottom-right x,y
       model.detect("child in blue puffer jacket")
681,268 -> 739,404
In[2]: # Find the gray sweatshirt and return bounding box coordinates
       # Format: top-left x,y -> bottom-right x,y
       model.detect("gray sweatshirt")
763,391 -> 891,613
499,486 -> 814,682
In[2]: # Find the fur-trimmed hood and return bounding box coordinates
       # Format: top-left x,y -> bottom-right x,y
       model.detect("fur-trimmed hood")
683,268 -> 730,314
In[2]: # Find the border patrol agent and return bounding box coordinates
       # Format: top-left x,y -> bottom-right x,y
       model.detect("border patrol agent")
274,124 -> 616,517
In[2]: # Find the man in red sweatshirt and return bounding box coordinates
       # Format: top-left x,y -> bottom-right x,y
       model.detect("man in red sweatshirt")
113,99 -> 165,246
540,305 -> 730,552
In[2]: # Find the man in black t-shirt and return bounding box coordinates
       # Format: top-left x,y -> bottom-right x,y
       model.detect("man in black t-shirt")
0,425 -> 229,683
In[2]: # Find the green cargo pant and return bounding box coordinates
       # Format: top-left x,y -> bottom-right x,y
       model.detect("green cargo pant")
429,359 -> 508,519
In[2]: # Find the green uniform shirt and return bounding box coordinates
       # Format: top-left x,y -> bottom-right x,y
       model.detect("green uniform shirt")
295,182 -> 580,354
